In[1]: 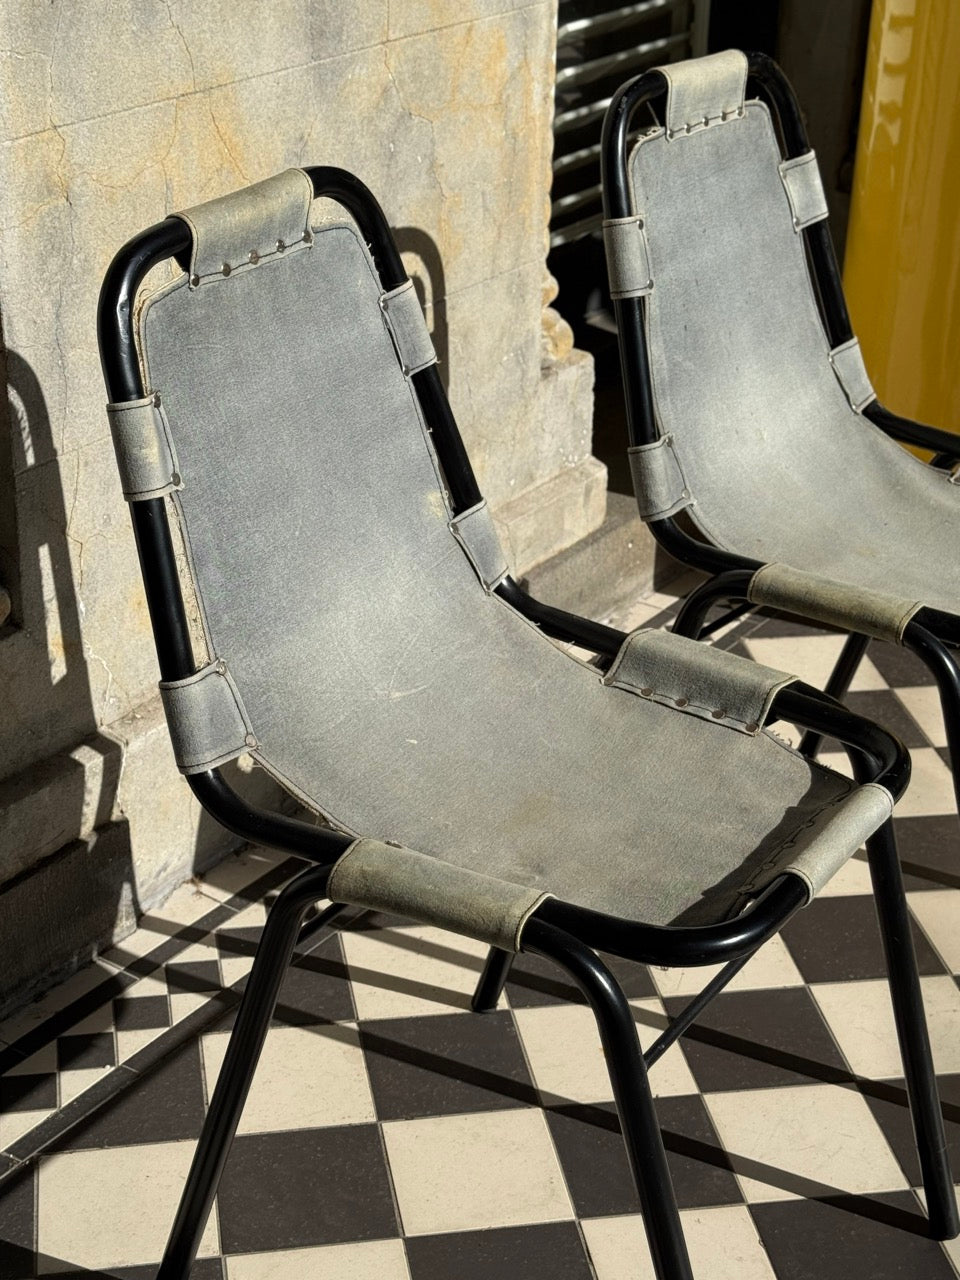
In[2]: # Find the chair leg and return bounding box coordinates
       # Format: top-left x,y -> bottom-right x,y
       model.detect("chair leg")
524,919 -> 694,1280
157,864 -> 337,1280
904,625 -> 960,824
798,631 -> 871,759
867,820 -> 959,1240
472,946 -> 514,1013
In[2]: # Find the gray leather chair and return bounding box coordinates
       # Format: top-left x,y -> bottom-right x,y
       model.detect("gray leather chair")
97,165 -> 956,1280
602,48 -> 960,800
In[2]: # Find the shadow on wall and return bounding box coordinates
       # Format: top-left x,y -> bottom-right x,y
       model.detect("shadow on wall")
0,345 -> 136,1017
394,226 -> 449,391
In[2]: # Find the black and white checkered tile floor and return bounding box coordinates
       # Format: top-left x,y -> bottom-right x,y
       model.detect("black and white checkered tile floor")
2,580 -> 960,1279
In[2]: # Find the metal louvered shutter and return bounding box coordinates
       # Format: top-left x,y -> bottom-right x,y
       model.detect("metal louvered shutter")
551,0 -> 710,248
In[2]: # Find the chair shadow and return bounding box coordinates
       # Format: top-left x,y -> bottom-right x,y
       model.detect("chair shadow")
0,347 -> 136,1016
393,225 -> 450,391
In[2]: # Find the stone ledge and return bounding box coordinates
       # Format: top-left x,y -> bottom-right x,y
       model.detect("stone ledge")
494,455 -> 608,578
0,821 -> 136,1019
0,733 -> 122,883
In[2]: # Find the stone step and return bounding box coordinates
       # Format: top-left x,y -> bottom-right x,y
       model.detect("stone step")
523,490 -> 684,623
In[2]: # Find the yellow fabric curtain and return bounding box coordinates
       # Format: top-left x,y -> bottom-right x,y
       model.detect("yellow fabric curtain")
844,0 -> 960,437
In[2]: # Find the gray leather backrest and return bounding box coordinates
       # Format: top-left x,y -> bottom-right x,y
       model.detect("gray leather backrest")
618,53 -> 960,607
135,174 -> 501,799
621,54 -> 911,548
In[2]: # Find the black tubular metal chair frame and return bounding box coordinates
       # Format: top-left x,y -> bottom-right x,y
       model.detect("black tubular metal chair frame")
601,51 -> 960,784
98,165 -> 957,1280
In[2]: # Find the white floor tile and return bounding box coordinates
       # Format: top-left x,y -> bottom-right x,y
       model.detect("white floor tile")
816,749 -> 854,780
889,748 -> 956,817
909,891 -> 960,973
0,963 -> 117,1045
815,850 -> 875,896
216,902 -> 268,988
201,1023 -> 375,1133
630,999 -> 700,1096
605,599 -> 666,633
704,1082 -> 907,1204
0,1107 -> 51,1150
512,1004 -> 614,1103
651,935 -> 804,999
812,975 -> 960,1078
116,1028 -> 171,1062
512,999 -> 696,1103
744,634 -> 887,692
66,1003 -> 115,1036
197,847 -> 289,903
4,1043 -> 57,1076
582,1204 -> 776,1280
58,1066 -> 114,1106
37,1140 -> 219,1270
169,991 -> 217,1023
894,685 -> 947,748
102,883 -> 227,968
383,1108 -> 573,1235
225,1238 -> 411,1279
341,925 -> 499,1020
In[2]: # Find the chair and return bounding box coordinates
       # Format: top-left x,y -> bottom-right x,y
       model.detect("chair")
601,48 -> 960,796
97,166 -> 957,1280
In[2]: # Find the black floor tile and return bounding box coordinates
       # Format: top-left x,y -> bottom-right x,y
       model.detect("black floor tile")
547,1094 -> 741,1217
0,1072 -> 57,1112
48,1042 -> 206,1152
213,930 -> 355,1029
57,1033 -> 116,1072
216,1125 -> 398,1254
361,1011 -> 537,1121
0,973 -> 134,1075
663,986 -> 850,1092
163,960 -> 222,997
40,1260 -> 222,1279
863,1073 -> 960,1188
505,951 -> 655,1009
868,643 -> 936,688
750,1191 -> 956,1279
781,894 -> 945,984
0,1161 -> 34,1280
895,816 -> 960,891
5,1068 -> 135,1164
113,994 -> 171,1033
406,1222 -> 594,1280
722,639 -> 754,660
272,953 -> 357,1026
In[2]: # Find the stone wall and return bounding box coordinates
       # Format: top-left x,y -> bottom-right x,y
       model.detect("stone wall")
0,2 -> 602,1012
